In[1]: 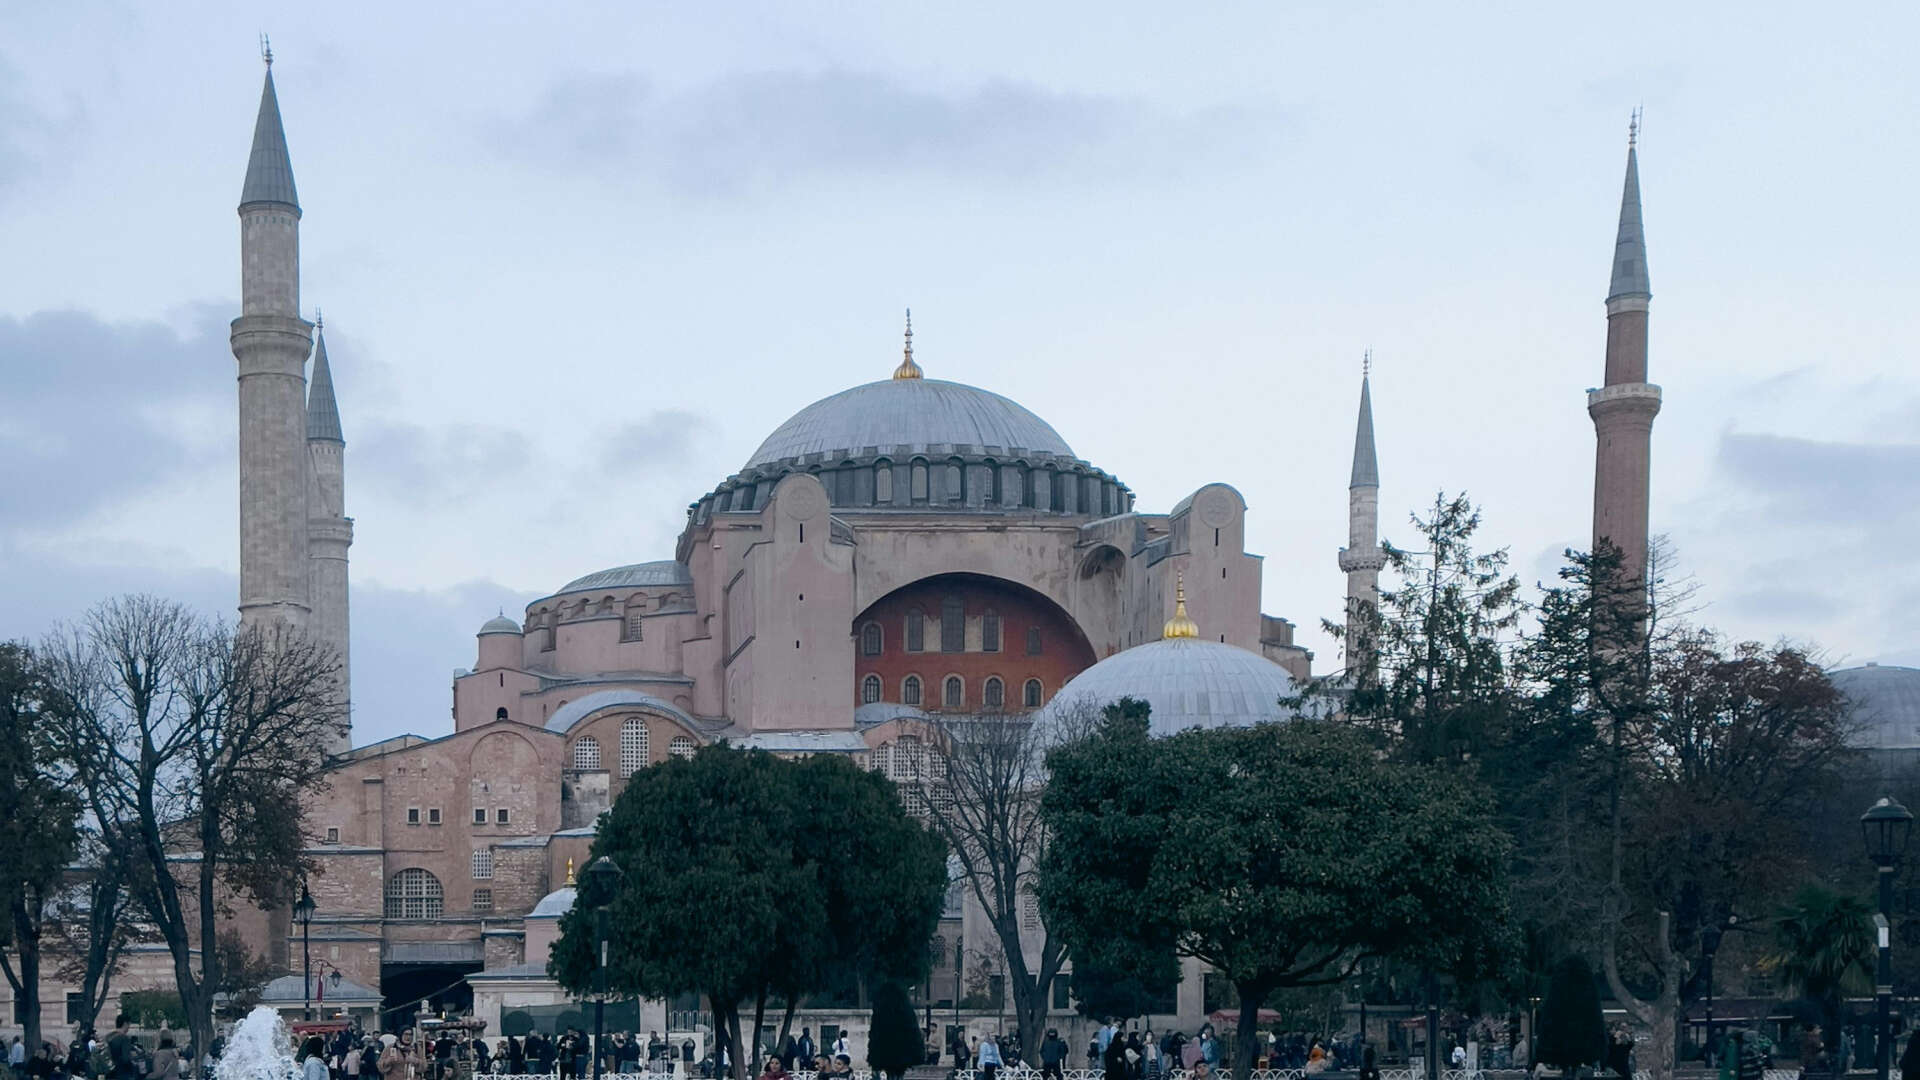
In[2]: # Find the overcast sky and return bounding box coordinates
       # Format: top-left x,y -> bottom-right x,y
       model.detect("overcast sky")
3,3 -> 1915,747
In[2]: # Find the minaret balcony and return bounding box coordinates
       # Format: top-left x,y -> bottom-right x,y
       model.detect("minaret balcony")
1338,546 -> 1386,573
1586,382 -> 1663,422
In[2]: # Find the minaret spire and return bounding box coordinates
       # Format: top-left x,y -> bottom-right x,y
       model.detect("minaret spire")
1338,357 -> 1384,684
306,316 -> 353,752
1589,116 -> 1662,601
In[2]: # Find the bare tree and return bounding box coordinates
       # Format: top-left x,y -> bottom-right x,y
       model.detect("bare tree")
910,706 -> 1097,1056
42,596 -> 342,1066
47,840 -> 138,1034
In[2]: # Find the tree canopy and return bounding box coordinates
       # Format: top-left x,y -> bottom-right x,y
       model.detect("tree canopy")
1039,711 -> 1515,1072
550,744 -> 946,1080
0,641 -> 82,1052
1537,955 -> 1605,1069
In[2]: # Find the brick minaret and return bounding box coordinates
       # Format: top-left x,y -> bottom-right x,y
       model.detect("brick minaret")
232,54 -> 314,631
1587,119 -> 1660,593
307,318 -> 352,748
1337,362 -> 1384,683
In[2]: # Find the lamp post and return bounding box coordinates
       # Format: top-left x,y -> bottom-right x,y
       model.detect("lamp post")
294,884 -> 318,1021
1863,796 -> 1914,1080
589,857 -> 626,1080
1527,996 -> 1540,1067
1701,922 -> 1725,1064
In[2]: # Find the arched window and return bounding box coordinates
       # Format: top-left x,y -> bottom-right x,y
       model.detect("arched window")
495,707 -> 509,722
384,868 -> 443,920
572,736 -> 601,770
471,848 -> 493,880
903,676 -> 922,706
911,460 -> 929,502
875,461 -> 893,504
1026,627 -> 1043,656
940,596 -> 964,653
944,676 -> 964,708
905,608 -> 925,652
862,675 -> 882,704
623,600 -> 644,642
983,677 -> 1004,710
946,458 -> 965,503
1024,679 -> 1044,708
862,623 -> 883,656
619,718 -> 649,777
669,735 -> 696,760
982,610 -> 1001,653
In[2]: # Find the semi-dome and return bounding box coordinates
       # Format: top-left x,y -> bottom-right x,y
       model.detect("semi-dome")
528,886 -> 576,919
1039,637 -> 1301,739
745,378 -> 1074,469
478,614 -> 521,636
1832,663 -> 1920,751
557,560 -> 693,594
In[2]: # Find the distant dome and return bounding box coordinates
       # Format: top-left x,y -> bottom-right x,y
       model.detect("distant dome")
479,614 -> 521,636
558,560 -> 693,594
1039,638 -> 1300,739
1832,663 -> 1920,750
746,379 -> 1074,469
529,886 -> 576,918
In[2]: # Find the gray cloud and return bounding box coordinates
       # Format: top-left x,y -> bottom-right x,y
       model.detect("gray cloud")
355,421 -> 534,504
0,58 -> 82,203
1714,431 -> 1920,527
599,409 -> 708,471
494,69 -> 1262,195
0,307 -> 232,530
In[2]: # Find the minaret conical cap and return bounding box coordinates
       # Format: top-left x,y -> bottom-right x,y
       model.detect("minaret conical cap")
1608,137 -> 1650,300
306,321 -> 343,443
1349,367 -> 1378,489
240,67 -> 300,210
892,308 -> 923,380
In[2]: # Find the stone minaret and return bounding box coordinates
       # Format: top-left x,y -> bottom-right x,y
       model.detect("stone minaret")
1587,118 -> 1661,593
307,319 -> 352,746
232,57 -> 313,630
1337,363 -> 1384,682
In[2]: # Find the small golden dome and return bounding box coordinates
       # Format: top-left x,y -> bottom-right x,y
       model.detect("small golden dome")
1162,571 -> 1199,639
564,857 -> 575,887
893,308 -> 923,380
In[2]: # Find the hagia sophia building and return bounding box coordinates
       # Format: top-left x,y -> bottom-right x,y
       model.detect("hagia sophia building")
26,56 -> 1914,1049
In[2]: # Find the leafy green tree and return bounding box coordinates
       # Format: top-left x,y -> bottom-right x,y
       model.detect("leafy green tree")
1536,956 -> 1605,1072
865,981 -> 923,1080
1764,885 -> 1873,1045
1039,713 -> 1516,1074
549,745 -> 946,1080
0,641 -> 82,1053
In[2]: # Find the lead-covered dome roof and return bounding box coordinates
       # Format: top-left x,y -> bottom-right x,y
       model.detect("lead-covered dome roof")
746,378 -> 1074,469
1038,638 -> 1301,739
1832,663 -> 1920,750
557,560 -> 693,594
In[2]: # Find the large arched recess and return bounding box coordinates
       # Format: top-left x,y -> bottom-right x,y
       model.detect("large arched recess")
850,572 -> 1097,712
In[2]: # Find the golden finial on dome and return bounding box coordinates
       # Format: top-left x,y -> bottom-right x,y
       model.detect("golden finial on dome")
564,858 -> 575,887
893,308 -> 923,380
1163,571 -> 1199,639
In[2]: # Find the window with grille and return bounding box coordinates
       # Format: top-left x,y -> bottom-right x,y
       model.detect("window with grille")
940,596 -> 964,652
893,736 -> 924,782
982,611 -> 1001,652
620,718 -> 649,777
406,807 -> 421,825
473,808 -> 487,825
623,603 -> 645,642
428,807 -> 442,825
384,868 -> 443,920
983,677 -> 1004,710
1026,627 -> 1042,655
903,676 -> 922,705
862,675 -> 882,704
496,808 -> 510,825
862,623 -> 883,656
472,887 -> 493,913
1021,890 -> 1041,932
471,848 -> 493,880
572,736 -> 601,770
669,735 -> 696,760
325,827 -> 340,844
905,609 -> 925,652
944,676 -> 963,708
900,785 -> 928,819
1024,679 -> 1044,708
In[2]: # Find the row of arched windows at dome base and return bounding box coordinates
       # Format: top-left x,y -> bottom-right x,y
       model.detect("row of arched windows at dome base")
860,606 -> 1043,656
568,716 -> 698,772
863,673 -> 1043,710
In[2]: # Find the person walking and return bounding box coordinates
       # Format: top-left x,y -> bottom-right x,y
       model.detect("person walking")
1039,1030 -> 1066,1080
977,1035 -> 1002,1080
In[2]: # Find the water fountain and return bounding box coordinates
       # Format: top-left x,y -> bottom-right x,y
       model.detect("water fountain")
216,1006 -> 297,1080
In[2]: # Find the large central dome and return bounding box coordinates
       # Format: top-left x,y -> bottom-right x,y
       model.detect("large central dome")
746,378 -> 1075,469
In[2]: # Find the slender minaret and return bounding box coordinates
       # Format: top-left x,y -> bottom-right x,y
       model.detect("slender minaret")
1587,113 -> 1661,595
307,316 -> 353,747
232,46 -> 313,630
1337,357 -> 1385,682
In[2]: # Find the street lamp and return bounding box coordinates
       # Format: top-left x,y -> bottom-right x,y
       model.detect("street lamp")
588,857 -> 626,1080
1863,796 -> 1914,1080
294,884 -> 318,1021
1701,923 -> 1725,1066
